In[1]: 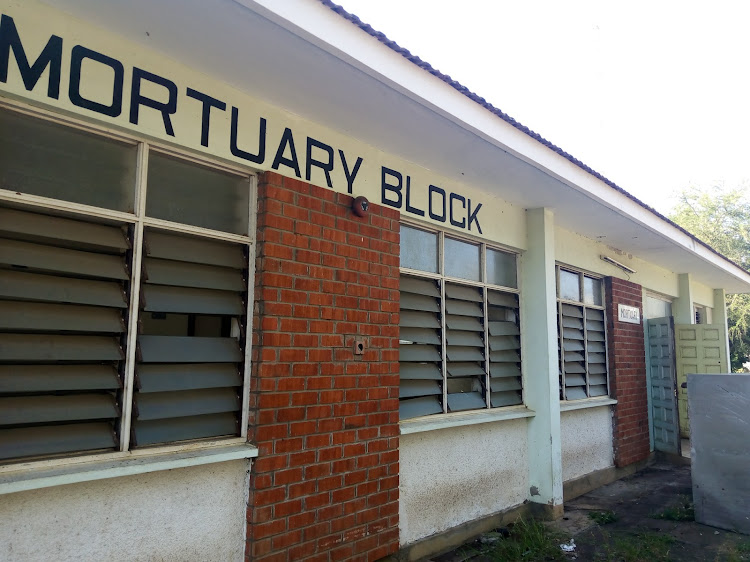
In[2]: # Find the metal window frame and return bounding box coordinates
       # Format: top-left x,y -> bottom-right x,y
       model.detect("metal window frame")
0,101 -> 257,458
555,264 -> 610,400
399,221 -> 522,415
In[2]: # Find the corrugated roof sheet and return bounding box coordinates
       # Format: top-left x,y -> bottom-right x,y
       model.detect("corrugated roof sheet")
319,0 -> 748,276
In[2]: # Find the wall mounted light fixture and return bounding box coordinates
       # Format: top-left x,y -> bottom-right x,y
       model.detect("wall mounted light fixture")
600,255 -> 637,275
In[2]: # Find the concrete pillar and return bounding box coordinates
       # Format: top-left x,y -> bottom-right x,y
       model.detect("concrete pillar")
713,288 -> 731,372
673,273 -> 694,324
520,208 -> 563,516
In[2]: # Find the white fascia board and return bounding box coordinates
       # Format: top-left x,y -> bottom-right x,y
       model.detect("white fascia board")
237,0 -> 750,289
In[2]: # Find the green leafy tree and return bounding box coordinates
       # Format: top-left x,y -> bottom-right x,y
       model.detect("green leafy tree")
669,186 -> 750,371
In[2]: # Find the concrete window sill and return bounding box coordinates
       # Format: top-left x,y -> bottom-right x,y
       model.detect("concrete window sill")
400,405 -> 535,435
0,439 -> 258,495
560,397 -> 618,412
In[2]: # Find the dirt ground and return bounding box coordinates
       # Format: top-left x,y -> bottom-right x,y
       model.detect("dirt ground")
430,461 -> 750,561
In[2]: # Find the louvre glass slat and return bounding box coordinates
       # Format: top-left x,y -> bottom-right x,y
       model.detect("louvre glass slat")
562,339 -> 584,352
565,373 -> 586,386
488,321 -> 519,336
489,335 -> 520,351
490,349 -> 521,362
490,378 -> 522,392
490,390 -> 522,408
400,362 -> 442,380
0,365 -> 120,392
445,299 -> 483,317
447,362 -> 486,377
444,284 -> 482,302
400,310 -> 440,329
586,309 -> 604,321
589,385 -> 608,397
0,301 -> 125,333
563,328 -> 584,340
0,207 -> 129,252
142,285 -> 243,315
446,330 -> 483,347
587,331 -> 605,342
588,353 -> 607,363
399,292 -> 440,312
0,394 -> 119,425
561,304 -> 583,317
490,363 -> 522,378
487,292 -> 518,308
446,346 -> 484,362
445,315 -> 482,331
400,379 -> 441,398
589,363 -> 607,375
145,231 -> 245,268
0,239 -> 129,280
0,422 -> 116,460
587,341 -> 606,353
143,258 -> 244,291
399,327 -> 441,345
138,336 -> 242,363
564,363 -> 586,374
399,276 -> 440,297
0,334 -> 124,362
399,396 -> 442,420
0,270 -> 128,308
137,364 -> 241,393
565,386 -> 588,400
134,388 -> 239,420
447,391 -> 485,412
133,413 -> 238,446
399,344 -> 441,362
589,373 -> 607,386
562,317 -> 584,329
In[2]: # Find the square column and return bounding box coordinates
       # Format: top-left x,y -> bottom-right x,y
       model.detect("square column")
520,208 -> 563,515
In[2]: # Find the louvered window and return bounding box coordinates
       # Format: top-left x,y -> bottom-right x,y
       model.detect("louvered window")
0,106 -> 253,463
399,225 -> 522,420
557,267 -> 609,400
0,208 -> 128,460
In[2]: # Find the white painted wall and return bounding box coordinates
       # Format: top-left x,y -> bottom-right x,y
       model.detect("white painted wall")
399,420 -> 528,546
0,460 -> 249,562
560,407 -> 614,482
555,227 -> 680,298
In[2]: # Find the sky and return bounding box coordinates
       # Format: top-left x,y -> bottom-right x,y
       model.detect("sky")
335,0 -> 750,214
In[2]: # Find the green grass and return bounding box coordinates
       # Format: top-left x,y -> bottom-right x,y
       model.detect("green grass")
724,541 -> 750,562
611,531 -> 675,562
652,495 -> 695,522
589,510 -> 618,525
464,518 -> 569,562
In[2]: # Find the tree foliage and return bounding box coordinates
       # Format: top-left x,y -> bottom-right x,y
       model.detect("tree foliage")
669,186 -> 750,370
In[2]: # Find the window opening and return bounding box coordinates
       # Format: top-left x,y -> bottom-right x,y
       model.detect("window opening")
399,224 -> 522,420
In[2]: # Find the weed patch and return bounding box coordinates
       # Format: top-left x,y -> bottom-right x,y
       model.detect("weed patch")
588,510 -> 618,525
465,518 -> 570,562
652,495 -> 695,522
607,531 -> 675,562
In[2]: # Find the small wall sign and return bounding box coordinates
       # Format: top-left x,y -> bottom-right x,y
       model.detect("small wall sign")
618,304 -> 641,324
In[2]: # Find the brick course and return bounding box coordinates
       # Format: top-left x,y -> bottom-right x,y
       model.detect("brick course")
604,277 -> 650,467
247,172 -> 400,561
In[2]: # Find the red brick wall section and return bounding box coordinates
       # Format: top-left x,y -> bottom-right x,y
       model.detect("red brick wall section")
604,277 -> 650,467
246,172 -> 400,562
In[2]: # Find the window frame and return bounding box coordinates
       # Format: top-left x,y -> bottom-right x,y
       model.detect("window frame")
556,264 -> 610,401
399,220 -> 522,418
0,100 -> 257,464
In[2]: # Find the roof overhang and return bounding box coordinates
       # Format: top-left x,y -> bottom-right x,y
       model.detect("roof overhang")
41,0 -> 750,293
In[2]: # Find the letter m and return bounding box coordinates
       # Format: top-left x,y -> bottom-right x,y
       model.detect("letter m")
0,14 -> 62,99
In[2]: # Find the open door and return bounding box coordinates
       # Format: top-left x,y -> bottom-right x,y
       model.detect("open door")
647,317 -> 680,454
674,324 -> 728,438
